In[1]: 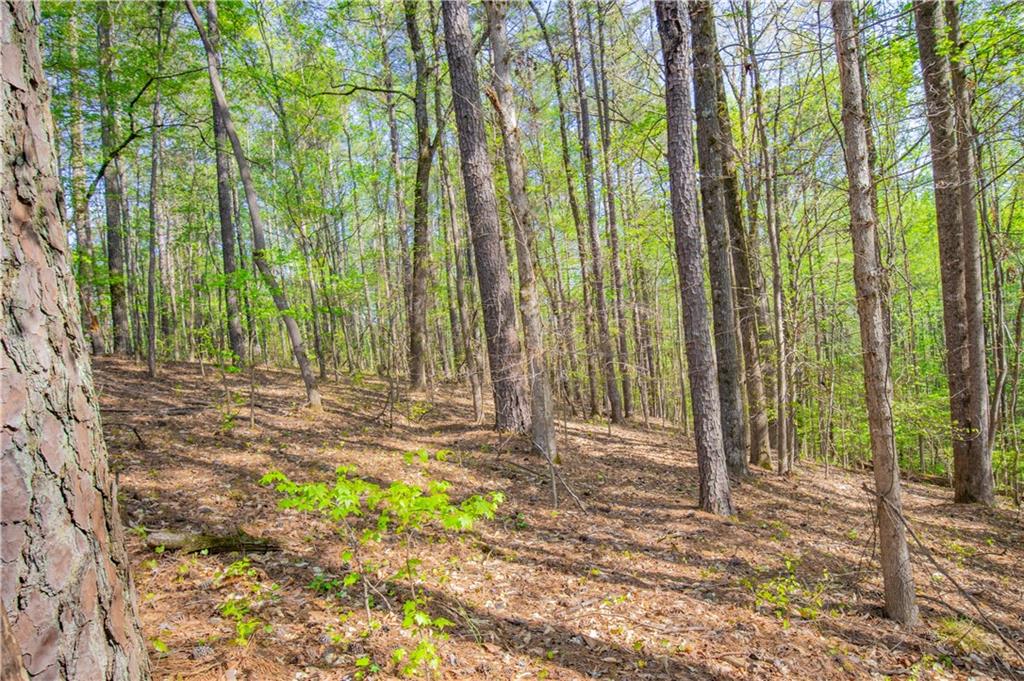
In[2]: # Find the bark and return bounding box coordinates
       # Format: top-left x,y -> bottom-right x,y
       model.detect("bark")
832,0 -> 919,626
206,0 -> 246,364
944,0 -> 994,504
568,0 -> 623,424
405,0 -> 434,390
185,0 -> 321,408
689,0 -> 748,475
913,0 -> 991,503
442,0 -> 530,433
485,0 -> 557,460
655,0 -> 734,516
1,1 -> 151,675
97,0 -> 130,354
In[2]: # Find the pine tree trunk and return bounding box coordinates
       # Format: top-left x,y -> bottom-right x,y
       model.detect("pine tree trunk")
832,0 -> 919,625
185,0 -> 321,408
690,0 -> 748,476
97,1 -> 130,355
656,0 -> 734,516
442,0 -> 530,433
2,2 -> 151,674
485,0 -> 557,460
146,16 -> 163,379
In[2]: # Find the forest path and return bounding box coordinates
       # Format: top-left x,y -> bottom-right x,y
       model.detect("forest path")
94,358 -> 1023,680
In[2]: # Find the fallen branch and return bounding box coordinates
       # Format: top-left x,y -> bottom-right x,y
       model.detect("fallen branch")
144,529 -> 279,554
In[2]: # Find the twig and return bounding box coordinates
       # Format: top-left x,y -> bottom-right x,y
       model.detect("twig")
104,422 -> 145,447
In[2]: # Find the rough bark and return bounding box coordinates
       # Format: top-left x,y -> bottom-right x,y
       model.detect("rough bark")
913,0 -> 990,503
655,0 -> 734,516
568,0 -> 623,424
206,0 -> 246,364
442,0 -> 530,433
944,0 -> 994,504
689,0 -> 748,475
185,0 -> 321,408
1,1 -> 151,675
97,0 -> 130,355
485,0 -> 557,460
832,0 -> 919,626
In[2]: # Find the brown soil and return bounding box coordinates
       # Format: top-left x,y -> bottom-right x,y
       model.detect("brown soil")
94,358 -> 1024,680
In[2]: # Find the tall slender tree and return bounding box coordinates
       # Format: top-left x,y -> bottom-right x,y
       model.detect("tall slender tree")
485,0 -> 557,460
689,0 -> 748,475
185,0 -> 322,408
655,0 -> 733,516
97,0 -> 130,355
2,1 -> 151,674
442,0 -> 530,433
913,0 -> 993,504
206,0 -> 246,364
568,0 -> 623,423
832,0 -> 919,626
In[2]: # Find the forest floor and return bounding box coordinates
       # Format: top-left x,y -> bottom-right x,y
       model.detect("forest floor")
94,358 -> 1024,681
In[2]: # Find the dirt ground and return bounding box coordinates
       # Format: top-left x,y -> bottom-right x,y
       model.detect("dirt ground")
93,358 -> 1024,680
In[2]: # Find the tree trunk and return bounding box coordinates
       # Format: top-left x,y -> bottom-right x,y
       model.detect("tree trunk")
944,0 -> 994,505
442,0 -> 530,433
832,0 -> 919,626
530,0 -> 600,417
689,0 -> 748,476
591,8 -> 632,419
68,13 -> 105,356
97,1 -> 130,355
485,0 -> 557,460
913,0 -> 991,503
405,0 -> 434,390
146,4 -> 167,379
1,2 -> 151,675
185,0 -> 321,408
206,0 -> 246,364
568,0 -> 623,424
655,0 -> 734,516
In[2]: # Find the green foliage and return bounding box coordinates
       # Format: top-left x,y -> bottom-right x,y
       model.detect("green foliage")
741,556 -> 830,626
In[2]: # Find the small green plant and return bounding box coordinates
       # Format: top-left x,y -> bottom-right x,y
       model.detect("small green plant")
260,465 -> 502,676
741,557 -> 828,625
936,617 -> 995,654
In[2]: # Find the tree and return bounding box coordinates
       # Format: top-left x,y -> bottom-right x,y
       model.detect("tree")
97,0 -> 130,355
913,0 -> 993,504
831,0 -> 919,626
485,0 -> 557,460
568,0 -> 623,424
185,0 -> 322,408
405,0 -> 435,390
206,0 -> 246,364
442,0 -> 530,433
1,1 -> 150,675
655,0 -> 733,516
689,0 -> 748,476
